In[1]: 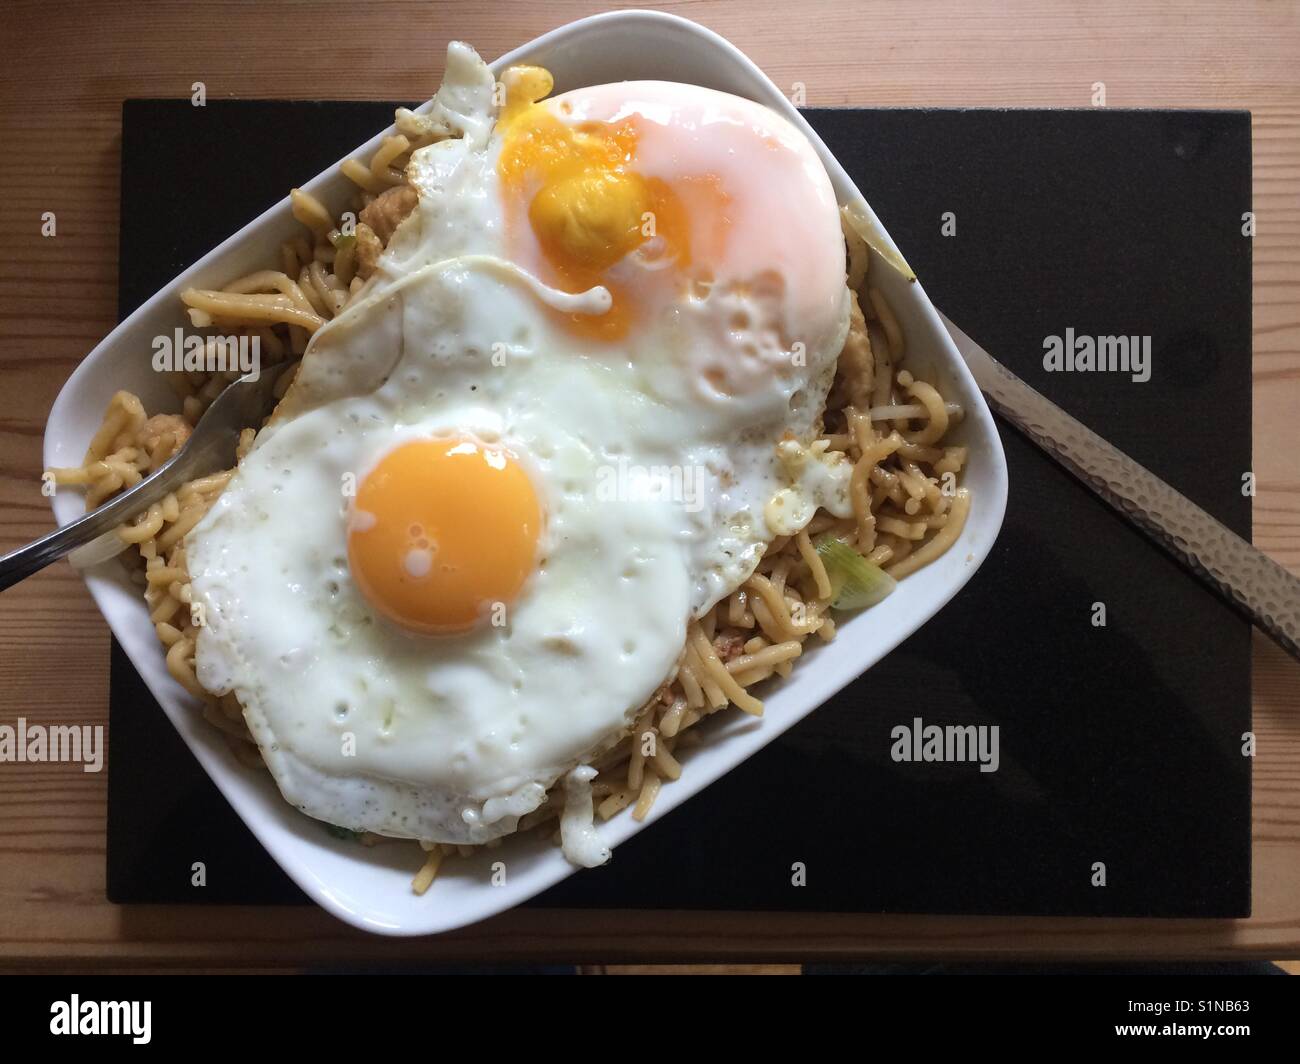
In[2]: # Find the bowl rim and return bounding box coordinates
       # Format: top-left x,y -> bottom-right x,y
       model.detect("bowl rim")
43,8 -> 1009,936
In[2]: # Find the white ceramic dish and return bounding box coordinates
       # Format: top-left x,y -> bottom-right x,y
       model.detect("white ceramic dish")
43,9 -> 1008,935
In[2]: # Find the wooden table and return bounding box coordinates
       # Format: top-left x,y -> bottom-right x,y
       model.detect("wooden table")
1,0 -> 1297,968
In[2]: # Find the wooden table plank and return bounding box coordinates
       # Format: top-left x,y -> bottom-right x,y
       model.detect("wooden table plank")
1,0 -> 1297,965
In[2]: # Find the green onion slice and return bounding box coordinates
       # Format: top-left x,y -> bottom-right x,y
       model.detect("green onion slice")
815,535 -> 897,611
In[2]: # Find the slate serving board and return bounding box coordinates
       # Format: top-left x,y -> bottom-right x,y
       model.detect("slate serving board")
108,101 -> 1252,916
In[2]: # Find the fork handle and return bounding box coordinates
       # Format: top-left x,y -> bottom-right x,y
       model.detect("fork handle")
0,454 -> 192,592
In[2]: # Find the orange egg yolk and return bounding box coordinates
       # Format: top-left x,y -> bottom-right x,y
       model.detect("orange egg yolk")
347,437 -> 543,635
496,65 -> 707,341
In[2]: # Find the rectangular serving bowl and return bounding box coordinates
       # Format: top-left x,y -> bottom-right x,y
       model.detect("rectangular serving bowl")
44,9 -> 1008,935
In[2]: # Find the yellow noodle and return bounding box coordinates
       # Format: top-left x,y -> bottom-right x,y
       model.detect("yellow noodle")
370,135 -> 411,185
746,573 -> 814,643
180,471 -> 233,498
687,624 -> 763,716
658,697 -> 689,739
165,637 -> 205,698
412,847 -> 443,895
219,270 -> 318,315
627,707 -> 654,792
341,157 -> 387,194
934,446 -> 968,476
652,738 -> 682,781
156,504 -> 208,553
181,288 -> 325,333
795,528 -> 832,600
632,769 -> 661,821
290,188 -> 333,234
727,588 -> 755,628
684,639 -> 727,710
748,593 -> 788,645
886,489 -> 971,578
296,264 -> 329,317
118,504 -> 164,544
597,788 -> 636,821
677,655 -> 706,709
867,287 -> 904,362
727,640 -> 802,678
903,376 -> 949,446
154,621 -> 183,646
877,515 -> 926,540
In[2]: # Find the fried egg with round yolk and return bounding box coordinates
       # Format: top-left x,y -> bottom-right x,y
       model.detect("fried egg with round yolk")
186,43 -> 854,859
348,436 -> 544,635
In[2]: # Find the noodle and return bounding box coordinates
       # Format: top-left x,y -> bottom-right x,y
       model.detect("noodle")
56,91 -> 973,898
412,845 -> 444,896
180,288 -> 325,333
632,768 -> 662,821
796,529 -> 832,600
885,489 -> 971,579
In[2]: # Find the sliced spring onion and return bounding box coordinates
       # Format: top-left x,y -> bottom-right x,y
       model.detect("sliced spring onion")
815,535 -> 897,610
330,231 -> 357,251
841,202 -> 916,283
325,823 -> 361,841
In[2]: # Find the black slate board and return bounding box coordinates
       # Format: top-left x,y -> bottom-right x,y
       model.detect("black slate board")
109,101 -> 1252,916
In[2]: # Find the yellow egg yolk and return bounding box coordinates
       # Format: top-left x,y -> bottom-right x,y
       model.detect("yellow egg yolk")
496,65 -> 699,341
347,437 -> 543,635
529,169 -> 653,273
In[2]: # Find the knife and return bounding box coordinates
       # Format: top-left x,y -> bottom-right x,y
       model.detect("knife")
938,310 -> 1300,663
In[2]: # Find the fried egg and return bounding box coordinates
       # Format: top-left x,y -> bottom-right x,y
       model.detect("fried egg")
186,43 -> 853,861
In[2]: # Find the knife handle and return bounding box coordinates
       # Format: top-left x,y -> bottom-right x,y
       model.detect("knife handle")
968,336 -> 1300,661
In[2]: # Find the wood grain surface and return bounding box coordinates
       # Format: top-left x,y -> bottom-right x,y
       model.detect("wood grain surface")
1,0 -> 1298,967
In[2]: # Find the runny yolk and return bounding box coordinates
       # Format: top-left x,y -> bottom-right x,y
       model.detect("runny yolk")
347,437 -> 543,635
495,65 -> 711,341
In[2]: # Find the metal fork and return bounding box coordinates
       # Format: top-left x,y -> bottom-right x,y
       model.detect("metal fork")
0,364 -> 289,592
